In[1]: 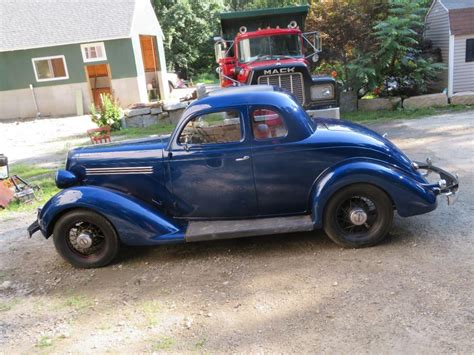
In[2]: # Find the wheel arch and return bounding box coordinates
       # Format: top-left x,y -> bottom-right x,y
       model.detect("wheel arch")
309,159 -> 437,227
39,186 -> 186,246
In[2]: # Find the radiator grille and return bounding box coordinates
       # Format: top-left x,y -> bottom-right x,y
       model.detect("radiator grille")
257,72 -> 305,104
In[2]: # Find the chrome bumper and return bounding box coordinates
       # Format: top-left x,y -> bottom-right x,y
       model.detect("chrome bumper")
415,159 -> 459,205
306,107 -> 340,120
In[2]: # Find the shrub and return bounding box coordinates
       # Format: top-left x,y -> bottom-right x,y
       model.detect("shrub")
89,94 -> 122,131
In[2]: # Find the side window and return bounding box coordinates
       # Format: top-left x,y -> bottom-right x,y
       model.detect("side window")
178,110 -> 242,145
466,39 -> 474,62
251,108 -> 288,140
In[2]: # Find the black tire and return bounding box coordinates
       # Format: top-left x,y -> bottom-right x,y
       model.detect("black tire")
323,184 -> 393,248
53,209 -> 119,268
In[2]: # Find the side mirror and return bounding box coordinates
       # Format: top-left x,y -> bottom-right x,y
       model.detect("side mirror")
214,40 -> 227,64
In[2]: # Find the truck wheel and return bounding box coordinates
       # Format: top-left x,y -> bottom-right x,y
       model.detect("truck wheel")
323,184 -> 393,248
53,209 -> 119,268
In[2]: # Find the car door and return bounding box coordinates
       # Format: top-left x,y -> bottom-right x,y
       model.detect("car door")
250,106 -> 316,216
167,107 -> 258,219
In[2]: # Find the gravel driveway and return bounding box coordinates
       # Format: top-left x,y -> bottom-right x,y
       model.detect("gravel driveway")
0,111 -> 473,353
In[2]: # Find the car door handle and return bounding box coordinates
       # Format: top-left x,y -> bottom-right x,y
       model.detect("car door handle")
235,155 -> 250,162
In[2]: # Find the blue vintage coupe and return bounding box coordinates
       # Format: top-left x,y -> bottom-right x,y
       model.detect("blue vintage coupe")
28,86 -> 458,268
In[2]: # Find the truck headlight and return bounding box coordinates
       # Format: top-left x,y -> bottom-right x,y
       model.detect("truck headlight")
311,84 -> 334,100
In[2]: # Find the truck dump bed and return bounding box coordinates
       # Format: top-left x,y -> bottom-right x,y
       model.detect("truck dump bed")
219,5 -> 309,40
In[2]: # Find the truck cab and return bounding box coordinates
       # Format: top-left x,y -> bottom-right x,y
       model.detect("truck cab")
215,5 -> 339,118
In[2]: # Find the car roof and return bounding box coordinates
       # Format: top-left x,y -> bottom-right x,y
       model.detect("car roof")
186,85 -> 297,112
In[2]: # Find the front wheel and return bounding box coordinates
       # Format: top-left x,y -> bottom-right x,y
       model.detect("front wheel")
323,184 -> 393,248
53,209 -> 119,268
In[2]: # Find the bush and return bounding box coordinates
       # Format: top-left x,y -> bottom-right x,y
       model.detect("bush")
89,94 -> 122,131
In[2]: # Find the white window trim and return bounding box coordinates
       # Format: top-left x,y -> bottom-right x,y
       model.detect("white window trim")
31,55 -> 69,82
80,42 -> 107,63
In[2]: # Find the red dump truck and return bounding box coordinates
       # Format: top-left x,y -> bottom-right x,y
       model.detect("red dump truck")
214,5 -> 339,118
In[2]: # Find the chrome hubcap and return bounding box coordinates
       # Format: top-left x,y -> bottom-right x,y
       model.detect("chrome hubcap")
76,232 -> 93,249
349,208 -> 368,226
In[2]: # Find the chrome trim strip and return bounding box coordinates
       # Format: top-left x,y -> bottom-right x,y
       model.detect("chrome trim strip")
85,166 -> 154,176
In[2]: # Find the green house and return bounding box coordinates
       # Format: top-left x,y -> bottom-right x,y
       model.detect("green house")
0,0 -> 169,120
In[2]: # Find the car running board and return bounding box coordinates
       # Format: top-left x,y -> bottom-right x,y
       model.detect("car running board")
185,215 -> 314,242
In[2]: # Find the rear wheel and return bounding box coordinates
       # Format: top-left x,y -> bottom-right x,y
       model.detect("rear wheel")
53,210 -> 119,268
323,184 -> 393,248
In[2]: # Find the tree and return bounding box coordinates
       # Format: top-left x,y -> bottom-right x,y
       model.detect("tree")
153,0 -> 224,77
372,0 -> 444,96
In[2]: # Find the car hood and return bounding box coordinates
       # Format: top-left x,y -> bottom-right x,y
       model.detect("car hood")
66,135 -> 170,170
313,118 -> 415,173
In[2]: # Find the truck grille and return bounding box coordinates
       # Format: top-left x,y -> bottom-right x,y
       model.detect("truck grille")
257,73 -> 305,104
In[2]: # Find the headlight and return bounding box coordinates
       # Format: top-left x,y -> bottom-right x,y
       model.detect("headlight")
310,84 -> 334,100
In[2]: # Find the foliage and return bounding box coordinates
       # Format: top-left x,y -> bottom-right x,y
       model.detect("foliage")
153,0 -> 223,77
89,94 -> 122,131
372,0 -> 445,96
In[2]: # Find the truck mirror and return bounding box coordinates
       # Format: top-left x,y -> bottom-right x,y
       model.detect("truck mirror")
214,40 -> 227,63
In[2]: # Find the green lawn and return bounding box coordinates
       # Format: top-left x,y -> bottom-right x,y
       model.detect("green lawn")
1,166 -> 59,215
343,104 -> 473,124
112,123 -> 176,139
192,72 -> 219,85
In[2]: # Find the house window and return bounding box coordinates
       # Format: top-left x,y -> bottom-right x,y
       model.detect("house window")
32,55 -> 69,82
81,42 -> 107,62
466,39 -> 474,62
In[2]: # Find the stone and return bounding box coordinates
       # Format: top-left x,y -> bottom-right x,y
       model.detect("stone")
125,107 -> 151,117
389,97 -> 402,108
124,116 -> 144,128
451,91 -> 474,105
358,98 -> 393,111
196,84 -> 207,99
168,108 -> 185,125
403,93 -> 448,110
339,90 -> 358,112
141,115 -> 158,128
163,101 -> 187,111
150,107 -> 163,115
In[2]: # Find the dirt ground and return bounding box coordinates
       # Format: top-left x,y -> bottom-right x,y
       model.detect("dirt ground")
0,111 -> 473,353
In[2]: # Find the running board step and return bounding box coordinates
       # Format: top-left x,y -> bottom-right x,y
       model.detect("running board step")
186,215 -> 314,242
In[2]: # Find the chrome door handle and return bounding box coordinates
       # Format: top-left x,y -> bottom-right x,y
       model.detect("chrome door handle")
235,155 -> 250,162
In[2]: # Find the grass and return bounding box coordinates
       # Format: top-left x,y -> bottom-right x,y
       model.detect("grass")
35,336 -> 53,349
113,123 -> 176,139
140,300 -> 162,328
63,295 -> 93,311
0,300 -> 19,312
193,72 -> 219,85
9,164 -> 52,179
152,337 -> 175,351
343,104 -> 473,124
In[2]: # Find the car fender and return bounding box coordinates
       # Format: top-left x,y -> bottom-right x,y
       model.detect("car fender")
310,158 -> 437,227
38,186 -> 186,246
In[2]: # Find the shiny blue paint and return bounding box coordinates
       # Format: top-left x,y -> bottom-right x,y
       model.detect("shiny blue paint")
55,169 -> 79,188
38,186 -> 186,245
36,85 -> 446,246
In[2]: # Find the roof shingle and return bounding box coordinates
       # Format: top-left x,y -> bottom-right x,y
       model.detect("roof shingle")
0,0 -> 137,52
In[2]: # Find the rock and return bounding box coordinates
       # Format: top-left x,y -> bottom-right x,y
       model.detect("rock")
358,98 -> 394,111
125,116 -> 144,128
163,102 -> 187,111
340,90 -> 358,112
141,115 -> 158,128
125,107 -> 151,117
389,97 -> 402,108
403,93 -> 448,110
451,91 -> 474,105
151,107 -> 163,115
0,281 -> 12,289
168,108 -> 185,125
196,84 -> 207,99
332,281 -> 338,286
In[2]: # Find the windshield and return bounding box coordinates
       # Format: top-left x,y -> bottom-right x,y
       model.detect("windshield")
238,34 -> 302,63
